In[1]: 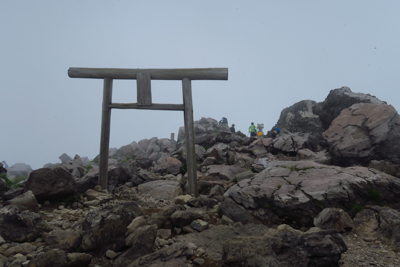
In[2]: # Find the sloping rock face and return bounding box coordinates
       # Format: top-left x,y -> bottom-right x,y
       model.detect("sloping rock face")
225,160 -> 400,226
80,201 -> 143,253
0,205 -> 51,242
324,103 -> 400,166
314,86 -> 386,130
222,229 -> 347,267
277,100 -> 323,135
24,167 -> 77,202
6,163 -> 33,178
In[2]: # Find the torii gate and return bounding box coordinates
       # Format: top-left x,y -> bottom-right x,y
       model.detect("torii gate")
68,67 -> 228,197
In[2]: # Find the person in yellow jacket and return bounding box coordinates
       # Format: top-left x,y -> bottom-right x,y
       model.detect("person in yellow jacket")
249,122 -> 257,137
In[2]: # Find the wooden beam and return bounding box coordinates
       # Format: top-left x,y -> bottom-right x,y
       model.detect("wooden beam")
182,78 -> 198,197
137,72 -> 152,106
109,103 -> 184,111
98,78 -> 113,191
68,67 -> 228,80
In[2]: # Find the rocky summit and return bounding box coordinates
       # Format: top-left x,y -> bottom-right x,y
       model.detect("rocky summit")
1,86 -> 400,267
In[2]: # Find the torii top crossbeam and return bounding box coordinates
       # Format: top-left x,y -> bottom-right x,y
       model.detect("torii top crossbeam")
68,67 -> 228,197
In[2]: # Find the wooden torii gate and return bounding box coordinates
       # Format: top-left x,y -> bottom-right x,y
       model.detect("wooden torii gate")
68,67 -> 228,197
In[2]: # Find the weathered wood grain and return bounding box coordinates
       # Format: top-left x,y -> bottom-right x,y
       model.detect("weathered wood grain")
182,78 -> 198,197
99,78 -> 113,190
109,103 -> 184,111
137,72 -> 152,106
68,67 -> 228,80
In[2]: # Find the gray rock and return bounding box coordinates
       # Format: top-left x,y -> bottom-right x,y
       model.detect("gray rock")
59,153 -> 72,163
114,224 -> 157,267
80,201 -> 143,253
222,229 -> 347,267
6,163 -> 33,178
26,249 -> 92,267
24,167 -> 77,202
9,190 -> 39,212
314,208 -> 354,232
315,86 -> 386,130
138,180 -> 182,201
44,229 -> 84,252
324,103 -> 400,166
225,160 -> 400,227
0,205 -> 51,242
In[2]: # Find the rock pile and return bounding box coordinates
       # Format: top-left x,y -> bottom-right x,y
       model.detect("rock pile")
1,87 -> 400,267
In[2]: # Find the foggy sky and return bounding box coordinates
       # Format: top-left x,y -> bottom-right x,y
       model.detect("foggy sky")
1,1 -> 399,169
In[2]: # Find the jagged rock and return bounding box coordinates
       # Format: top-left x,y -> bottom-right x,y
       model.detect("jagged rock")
44,229 -> 84,252
206,165 -> 246,181
26,249 -> 92,267
354,206 -> 400,247
368,159 -> 400,178
0,205 -> 51,242
153,154 -> 182,175
314,208 -> 354,232
225,160 -> 400,227
190,219 -> 209,232
204,143 -> 230,164
222,228 -> 347,267
248,138 -> 272,158
235,170 -> 254,182
80,201 -> 143,253
208,185 -> 225,201
6,163 -> 33,178
9,190 -> 39,212
61,155 -> 85,178
138,180 -> 182,201
126,242 -> 192,267
24,167 -> 77,202
2,187 -> 24,201
135,156 -> 153,169
277,99 -> 323,135
59,153 -> 72,163
114,224 -> 157,267
178,144 -> 206,163
220,197 -> 261,224
324,103 -> 400,166
273,131 -> 315,154
170,210 -> 203,228
76,166 -> 130,193
314,86 -> 386,130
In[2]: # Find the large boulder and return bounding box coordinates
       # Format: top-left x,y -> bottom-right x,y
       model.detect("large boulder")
277,100 -> 323,135
153,155 -> 182,175
80,201 -> 143,253
222,228 -> 347,267
324,103 -> 400,166
137,180 -> 182,201
224,160 -> 400,227
26,249 -> 92,267
24,167 -> 77,202
76,166 -> 130,193
0,205 -> 51,242
6,163 -> 33,178
314,86 -> 386,130
353,206 -> 400,247
9,190 -> 39,212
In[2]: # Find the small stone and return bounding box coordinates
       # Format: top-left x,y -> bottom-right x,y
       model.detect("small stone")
105,249 -> 117,259
193,258 -> 205,266
173,227 -> 181,235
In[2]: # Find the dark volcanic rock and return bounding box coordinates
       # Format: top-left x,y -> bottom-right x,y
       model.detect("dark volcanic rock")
24,167 -> 77,202
0,205 -> 51,242
314,86 -> 386,130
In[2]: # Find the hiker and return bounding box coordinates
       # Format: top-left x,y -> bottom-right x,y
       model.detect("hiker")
1,161 -> 7,168
249,122 -> 257,137
230,124 -> 236,133
219,117 -> 228,125
272,124 -> 280,134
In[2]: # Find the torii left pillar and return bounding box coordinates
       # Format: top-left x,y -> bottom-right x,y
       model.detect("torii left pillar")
68,68 -> 228,197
